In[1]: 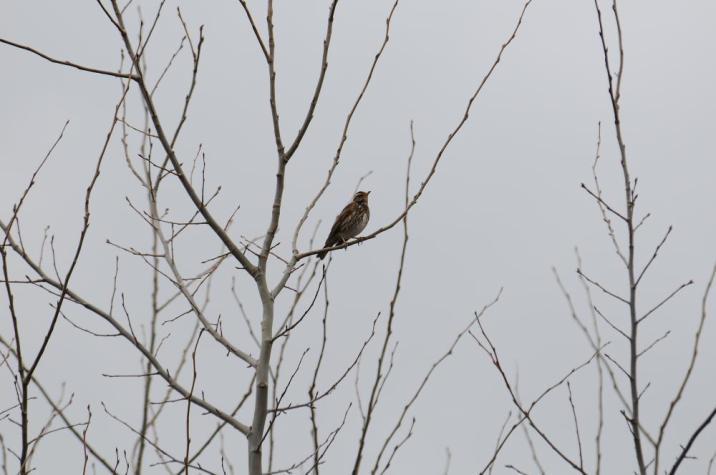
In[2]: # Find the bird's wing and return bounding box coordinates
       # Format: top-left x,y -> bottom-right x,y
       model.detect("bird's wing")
325,202 -> 355,244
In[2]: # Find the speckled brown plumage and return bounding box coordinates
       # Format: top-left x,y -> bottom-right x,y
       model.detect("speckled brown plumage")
317,191 -> 371,260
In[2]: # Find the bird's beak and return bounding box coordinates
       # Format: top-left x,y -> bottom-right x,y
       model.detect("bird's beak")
366,191 -> 371,195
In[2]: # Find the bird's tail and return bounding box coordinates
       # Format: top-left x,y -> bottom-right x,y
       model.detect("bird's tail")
317,236 -> 336,260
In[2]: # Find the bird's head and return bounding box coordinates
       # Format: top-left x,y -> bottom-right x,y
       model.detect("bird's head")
353,190 -> 370,204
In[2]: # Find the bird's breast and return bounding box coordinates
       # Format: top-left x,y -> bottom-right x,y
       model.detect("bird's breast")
342,205 -> 369,238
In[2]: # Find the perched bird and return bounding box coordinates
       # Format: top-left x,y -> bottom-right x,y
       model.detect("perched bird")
317,191 -> 371,260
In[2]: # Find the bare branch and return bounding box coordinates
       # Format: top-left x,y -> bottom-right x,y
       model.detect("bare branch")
577,268 -> 629,304
0,38 -> 138,80
637,280 -> 693,324
656,262 -> 716,472
566,381 -> 584,470
635,225 -> 672,286
581,182 -> 628,222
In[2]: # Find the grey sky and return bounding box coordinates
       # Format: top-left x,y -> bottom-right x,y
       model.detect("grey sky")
1,0 -> 715,473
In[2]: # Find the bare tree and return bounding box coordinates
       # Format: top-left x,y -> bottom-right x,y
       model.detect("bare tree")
470,1 -> 716,473
0,1 -> 533,473
2,1 -> 711,474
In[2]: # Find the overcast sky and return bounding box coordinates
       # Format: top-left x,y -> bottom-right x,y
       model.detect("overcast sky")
1,0 -> 715,473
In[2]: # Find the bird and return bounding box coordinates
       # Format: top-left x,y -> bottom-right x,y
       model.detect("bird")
317,190 -> 371,260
